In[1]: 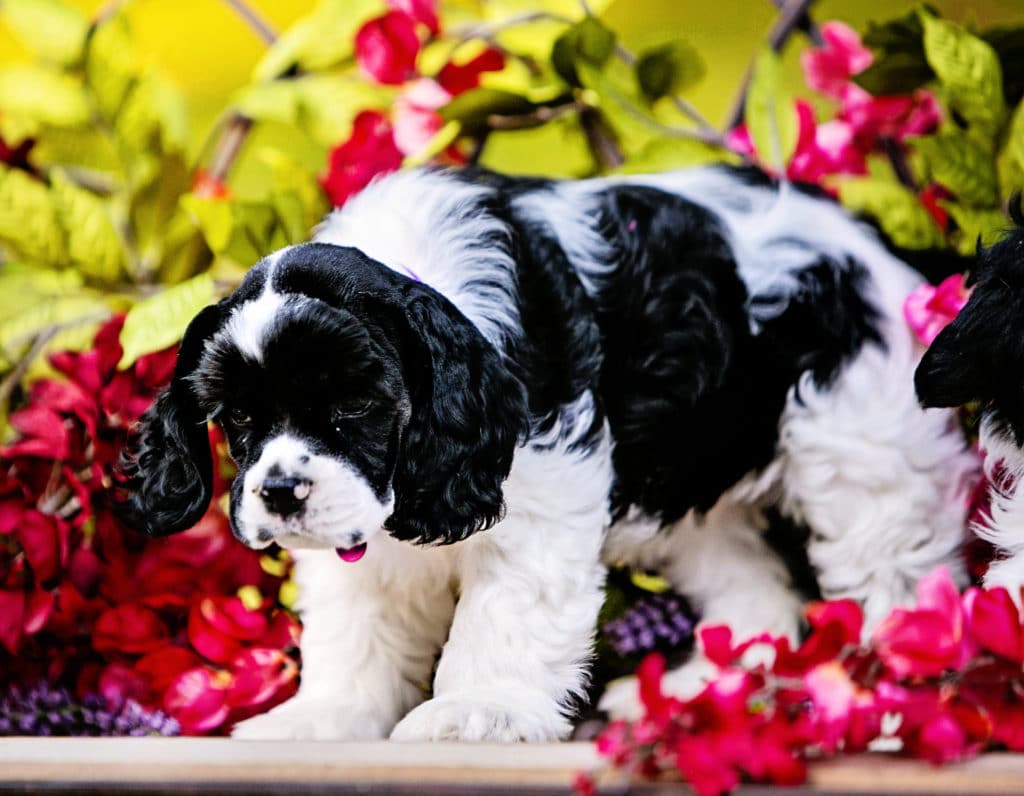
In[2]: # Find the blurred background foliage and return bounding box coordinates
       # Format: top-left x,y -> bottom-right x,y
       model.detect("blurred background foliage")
1,0 -> 1018,181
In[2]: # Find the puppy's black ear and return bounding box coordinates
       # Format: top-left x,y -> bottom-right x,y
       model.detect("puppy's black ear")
386,286 -> 529,544
915,321 -> 987,408
117,303 -> 225,535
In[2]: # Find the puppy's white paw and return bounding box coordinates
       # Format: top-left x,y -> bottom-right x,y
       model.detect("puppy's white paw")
599,655 -> 720,722
231,698 -> 390,741
390,690 -> 569,742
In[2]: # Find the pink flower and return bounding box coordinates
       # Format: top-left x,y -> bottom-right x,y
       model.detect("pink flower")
393,78 -> 451,156
321,110 -> 404,207
800,21 -> 873,99
355,10 -> 421,86
872,567 -> 975,678
903,273 -> 970,346
164,667 -> 232,734
842,85 -> 942,144
187,595 -> 269,665
387,0 -> 439,35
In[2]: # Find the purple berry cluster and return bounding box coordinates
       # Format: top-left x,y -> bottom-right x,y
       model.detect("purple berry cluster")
603,592 -> 694,657
0,682 -> 180,737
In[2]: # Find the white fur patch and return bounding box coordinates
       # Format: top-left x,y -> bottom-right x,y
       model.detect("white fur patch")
236,433 -> 393,551
314,170 -> 520,351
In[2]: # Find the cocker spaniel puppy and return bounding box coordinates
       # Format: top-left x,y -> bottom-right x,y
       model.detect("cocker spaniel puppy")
120,165 -> 974,741
916,204 -> 1024,600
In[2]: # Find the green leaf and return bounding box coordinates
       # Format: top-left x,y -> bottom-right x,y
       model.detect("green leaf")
912,131 -> 999,207
940,202 -> 1010,254
983,25 -> 1024,108
439,88 -> 539,134
115,70 -> 189,157
0,0 -> 89,65
0,293 -> 110,367
253,0 -> 384,81
552,16 -> 617,86
117,272 -> 216,369
50,170 -> 127,283
0,262 -> 83,320
0,164 -> 66,265
1007,100 -> 1024,175
293,75 -> 392,149
837,177 -> 945,250
635,40 -> 705,102
232,80 -> 301,127
854,51 -> 934,96
744,49 -> 799,172
181,195 -> 277,266
85,10 -> 139,121
260,148 -> 329,234
920,12 -> 1006,144
612,137 -> 731,174
0,64 -> 91,132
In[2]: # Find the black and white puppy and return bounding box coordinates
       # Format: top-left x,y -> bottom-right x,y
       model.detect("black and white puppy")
120,165 -> 975,741
916,204 -> 1024,599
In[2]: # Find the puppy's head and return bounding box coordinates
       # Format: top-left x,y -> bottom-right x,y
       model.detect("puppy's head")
119,243 -> 528,557
915,206 -> 1024,439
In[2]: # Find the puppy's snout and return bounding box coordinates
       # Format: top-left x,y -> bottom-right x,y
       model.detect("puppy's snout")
259,476 -> 311,518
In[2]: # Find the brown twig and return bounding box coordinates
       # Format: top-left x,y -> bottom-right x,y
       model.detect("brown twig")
724,0 -> 819,132
882,137 -> 919,191
487,100 -> 588,130
208,114 -> 254,184
771,0 -> 823,45
0,326 -> 60,413
580,109 -> 625,171
220,0 -> 278,45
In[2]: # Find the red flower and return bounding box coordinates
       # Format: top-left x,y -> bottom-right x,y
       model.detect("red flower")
387,0 -> 439,35
355,10 -> 421,86
872,567 -> 974,678
188,595 -> 269,665
437,47 -> 506,95
2,405 -> 71,460
0,589 -> 26,654
321,111 -> 404,207
800,21 -> 873,99
919,183 -> 952,231
841,86 -> 942,145
164,667 -> 233,734
963,586 -> 1023,663
16,510 -> 71,588
93,603 -> 171,655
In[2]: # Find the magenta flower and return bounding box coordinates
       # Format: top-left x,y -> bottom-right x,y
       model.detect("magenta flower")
800,21 -> 873,100
903,274 -> 970,347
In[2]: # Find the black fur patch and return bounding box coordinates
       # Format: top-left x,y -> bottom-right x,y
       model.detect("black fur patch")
916,208 -> 1024,441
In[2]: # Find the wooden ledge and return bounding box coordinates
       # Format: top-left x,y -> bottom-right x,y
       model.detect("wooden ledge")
1,739 -> 1024,794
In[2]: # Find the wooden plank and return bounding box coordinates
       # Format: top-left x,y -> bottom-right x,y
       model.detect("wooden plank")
2,739 -> 1024,794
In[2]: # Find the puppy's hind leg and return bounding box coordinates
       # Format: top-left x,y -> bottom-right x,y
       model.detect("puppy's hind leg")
599,495 -> 805,720
232,542 -> 455,740
778,342 -> 976,634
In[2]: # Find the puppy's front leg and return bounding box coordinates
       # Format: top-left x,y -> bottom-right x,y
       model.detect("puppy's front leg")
390,510 -> 606,743
233,544 -> 454,740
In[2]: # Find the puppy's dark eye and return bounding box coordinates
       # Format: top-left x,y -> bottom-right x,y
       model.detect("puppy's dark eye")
330,402 -> 372,429
228,408 -> 252,427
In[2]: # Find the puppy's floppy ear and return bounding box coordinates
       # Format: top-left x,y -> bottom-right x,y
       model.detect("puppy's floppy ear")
117,303 -> 225,536
914,319 -> 988,408
386,285 -> 529,544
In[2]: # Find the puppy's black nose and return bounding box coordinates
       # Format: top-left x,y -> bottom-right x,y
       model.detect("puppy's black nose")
259,477 -> 311,518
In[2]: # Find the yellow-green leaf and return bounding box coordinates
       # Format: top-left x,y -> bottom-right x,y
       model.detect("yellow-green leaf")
941,202 -> 1012,255
85,10 -> 139,121
744,49 -> 799,173
115,70 -> 189,158
920,12 -> 1006,145
0,64 -> 91,129
0,0 -> 89,65
117,271 -> 216,369
838,178 -> 945,250
0,293 -> 110,367
50,170 -> 127,283
0,164 -> 66,265
181,195 -> 277,266
1007,100 -> 1024,175
294,74 -> 391,148
912,131 -> 999,207
613,137 -> 731,174
253,0 -> 384,81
